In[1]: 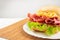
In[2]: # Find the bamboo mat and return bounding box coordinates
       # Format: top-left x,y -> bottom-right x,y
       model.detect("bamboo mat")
0,18 -> 54,40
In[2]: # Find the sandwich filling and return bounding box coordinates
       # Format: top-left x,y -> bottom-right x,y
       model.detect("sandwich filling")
27,10 -> 60,36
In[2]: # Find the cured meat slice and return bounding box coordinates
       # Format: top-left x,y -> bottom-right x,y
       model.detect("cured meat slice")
28,13 -> 60,25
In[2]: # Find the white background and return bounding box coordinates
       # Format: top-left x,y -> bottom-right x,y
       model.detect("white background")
0,0 -> 60,18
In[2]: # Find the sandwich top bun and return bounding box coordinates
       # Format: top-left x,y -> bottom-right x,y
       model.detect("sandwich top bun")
36,6 -> 60,18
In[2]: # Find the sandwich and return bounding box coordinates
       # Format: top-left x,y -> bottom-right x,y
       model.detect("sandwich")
27,6 -> 60,36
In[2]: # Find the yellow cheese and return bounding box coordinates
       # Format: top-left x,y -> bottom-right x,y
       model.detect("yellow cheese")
36,6 -> 60,18
37,10 -> 57,17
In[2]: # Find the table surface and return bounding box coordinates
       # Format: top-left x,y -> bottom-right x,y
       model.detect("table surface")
0,18 -> 56,40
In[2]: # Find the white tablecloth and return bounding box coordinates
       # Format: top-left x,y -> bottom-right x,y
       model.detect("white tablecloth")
0,18 -> 24,29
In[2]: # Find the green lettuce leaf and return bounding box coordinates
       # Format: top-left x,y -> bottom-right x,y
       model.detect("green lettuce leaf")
45,26 -> 58,36
27,21 -> 60,36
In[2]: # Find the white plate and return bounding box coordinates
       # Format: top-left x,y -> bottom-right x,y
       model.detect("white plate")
23,23 -> 60,39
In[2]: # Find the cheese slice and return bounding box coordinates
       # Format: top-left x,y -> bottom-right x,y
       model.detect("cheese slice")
36,6 -> 60,18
